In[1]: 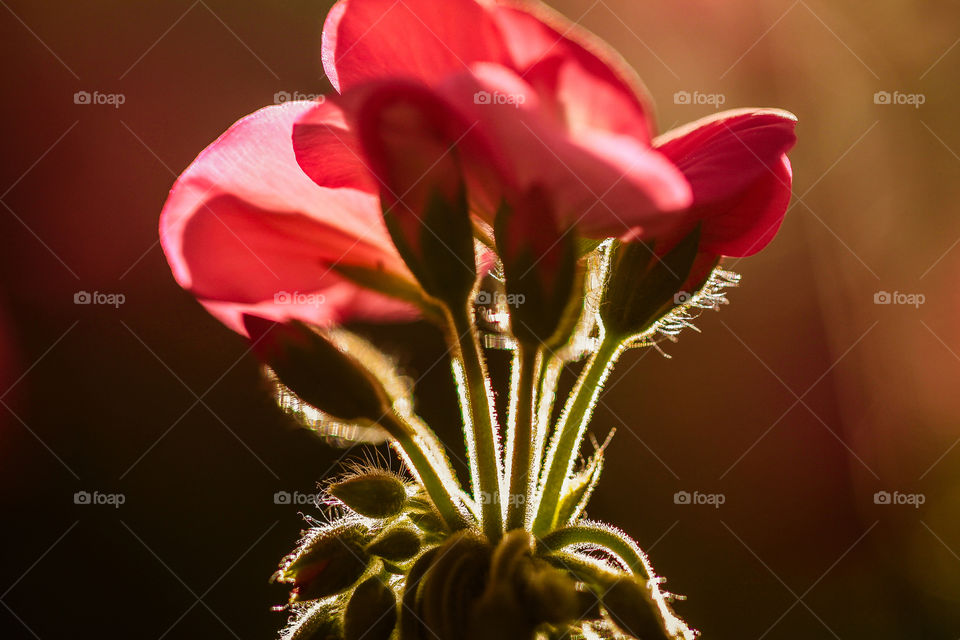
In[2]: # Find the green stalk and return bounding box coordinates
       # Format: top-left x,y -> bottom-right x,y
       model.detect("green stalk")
450,307 -> 503,540
532,334 -> 623,535
531,353 -> 560,500
505,343 -> 540,530
381,411 -> 469,532
537,522 -> 651,579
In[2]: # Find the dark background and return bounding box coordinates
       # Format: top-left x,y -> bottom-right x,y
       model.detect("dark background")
2,1 -> 959,638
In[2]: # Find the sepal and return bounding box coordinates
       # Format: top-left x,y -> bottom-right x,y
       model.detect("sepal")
599,227 -> 703,340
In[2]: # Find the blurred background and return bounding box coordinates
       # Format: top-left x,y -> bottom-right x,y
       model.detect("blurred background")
1,0 -> 959,637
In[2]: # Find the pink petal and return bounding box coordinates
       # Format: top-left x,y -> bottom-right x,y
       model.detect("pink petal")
436,64 -> 691,239
655,108 -> 797,205
489,2 -> 655,143
159,101 -> 417,335
321,0 -> 507,93
697,154 -> 794,257
288,99 -> 378,193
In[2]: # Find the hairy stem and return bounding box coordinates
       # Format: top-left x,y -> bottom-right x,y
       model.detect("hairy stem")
532,334 -> 623,535
450,307 -> 503,540
382,411 -> 469,531
505,343 -> 540,530
539,522 -> 695,640
537,522 -> 651,578
534,355 -> 562,466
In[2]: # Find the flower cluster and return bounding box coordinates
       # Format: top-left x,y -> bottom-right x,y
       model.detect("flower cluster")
159,0 -> 796,638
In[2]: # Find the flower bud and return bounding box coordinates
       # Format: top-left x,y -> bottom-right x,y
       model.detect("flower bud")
399,546 -> 440,640
420,532 -> 492,640
343,577 -> 397,640
277,525 -> 372,602
495,186 -> 582,348
243,316 -> 388,423
366,526 -> 422,562
356,84 -> 478,308
516,556 -> 580,626
599,227 -> 706,339
600,577 -> 671,640
328,471 -> 407,519
287,603 -> 343,640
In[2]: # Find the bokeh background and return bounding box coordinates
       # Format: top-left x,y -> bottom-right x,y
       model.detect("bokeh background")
2,0 -> 959,638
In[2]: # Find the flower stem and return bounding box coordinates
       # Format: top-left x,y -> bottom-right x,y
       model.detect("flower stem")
381,411 -> 469,531
532,334 -> 623,535
450,307 -> 503,541
538,522 -> 694,639
537,522 -> 650,578
505,343 -> 540,530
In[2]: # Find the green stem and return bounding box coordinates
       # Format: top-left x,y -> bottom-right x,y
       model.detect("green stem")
534,355 -> 562,464
506,343 -> 539,530
450,307 -> 503,541
537,523 -> 651,579
532,334 -> 623,535
382,411 -> 469,532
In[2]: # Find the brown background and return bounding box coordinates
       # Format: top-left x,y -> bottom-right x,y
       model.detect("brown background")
1,0 -> 959,638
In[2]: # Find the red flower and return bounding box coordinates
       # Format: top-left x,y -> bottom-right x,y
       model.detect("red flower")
162,0 -> 798,337
159,101 -> 420,335
300,0 -> 694,242
310,0 -> 796,253
654,108 -> 797,258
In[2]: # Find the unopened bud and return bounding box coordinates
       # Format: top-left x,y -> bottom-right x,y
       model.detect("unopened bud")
495,187 -> 581,348
288,603 -> 342,640
366,526 -> 422,561
600,228 -> 708,339
243,316 -> 387,423
601,577 -> 671,639
328,471 -> 407,519
343,577 -> 397,640
357,84 -> 478,308
278,525 -> 372,602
